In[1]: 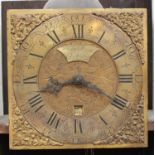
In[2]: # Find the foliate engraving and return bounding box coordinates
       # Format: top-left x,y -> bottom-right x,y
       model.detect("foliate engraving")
11,95 -> 63,147
95,95 -> 145,144
10,13 -> 62,60
93,12 -> 145,63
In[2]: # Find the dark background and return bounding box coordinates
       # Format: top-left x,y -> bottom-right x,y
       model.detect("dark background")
1,0 -> 153,155
0,132 -> 154,155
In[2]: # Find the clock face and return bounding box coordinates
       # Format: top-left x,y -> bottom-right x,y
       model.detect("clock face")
13,13 -> 143,144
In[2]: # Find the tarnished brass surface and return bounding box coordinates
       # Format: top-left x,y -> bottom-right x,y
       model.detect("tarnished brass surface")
7,9 -> 148,149
57,41 -> 100,62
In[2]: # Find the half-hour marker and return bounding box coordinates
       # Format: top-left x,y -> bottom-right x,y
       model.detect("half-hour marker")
99,115 -> 107,125
74,119 -> 83,134
72,24 -> 84,39
30,53 -> 43,58
112,50 -> 126,60
47,112 -> 60,129
23,110 -> 30,115
97,31 -> 105,43
112,95 -> 127,110
47,30 -> 60,44
23,75 -> 37,84
119,74 -> 133,83
28,94 -> 44,112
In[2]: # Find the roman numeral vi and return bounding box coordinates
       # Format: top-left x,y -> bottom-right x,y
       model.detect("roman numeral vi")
74,119 -> 83,134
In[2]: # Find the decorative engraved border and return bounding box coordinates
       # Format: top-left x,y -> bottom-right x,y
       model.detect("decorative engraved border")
7,9 -> 148,149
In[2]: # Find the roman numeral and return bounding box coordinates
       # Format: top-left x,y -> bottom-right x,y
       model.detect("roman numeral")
47,30 -> 60,44
119,74 -> 133,83
30,53 -> 43,59
112,50 -> 126,60
99,115 -> 107,125
28,94 -> 44,112
112,95 -> 127,110
72,24 -> 84,39
47,112 -> 60,129
97,31 -> 105,43
74,119 -> 83,134
23,75 -> 37,84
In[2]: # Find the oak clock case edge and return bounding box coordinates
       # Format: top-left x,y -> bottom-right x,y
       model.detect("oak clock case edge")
7,9 -> 148,149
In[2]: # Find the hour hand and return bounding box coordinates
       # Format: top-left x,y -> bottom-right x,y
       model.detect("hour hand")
38,75 -> 86,94
38,75 -> 113,100
38,77 -> 63,95
38,75 -> 86,95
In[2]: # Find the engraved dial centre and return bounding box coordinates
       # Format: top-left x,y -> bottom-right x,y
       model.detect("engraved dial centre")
38,40 -> 118,117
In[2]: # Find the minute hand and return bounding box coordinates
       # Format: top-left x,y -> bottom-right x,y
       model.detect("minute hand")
62,75 -> 113,100
85,81 -> 113,100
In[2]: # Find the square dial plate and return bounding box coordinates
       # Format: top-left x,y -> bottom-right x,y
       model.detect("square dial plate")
7,9 -> 148,149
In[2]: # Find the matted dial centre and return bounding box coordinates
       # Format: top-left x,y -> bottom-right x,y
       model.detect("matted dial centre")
38,40 -> 118,118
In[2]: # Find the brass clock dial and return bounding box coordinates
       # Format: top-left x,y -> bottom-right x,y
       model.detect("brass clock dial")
8,9 -> 147,149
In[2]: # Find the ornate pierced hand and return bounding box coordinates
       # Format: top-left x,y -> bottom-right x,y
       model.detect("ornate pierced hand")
38,77 -> 63,95
39,75 -> 113,100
